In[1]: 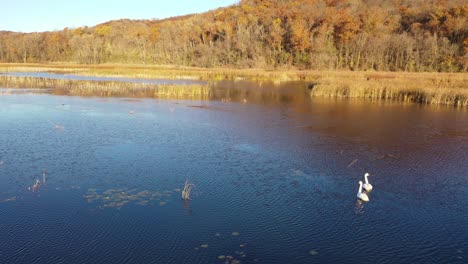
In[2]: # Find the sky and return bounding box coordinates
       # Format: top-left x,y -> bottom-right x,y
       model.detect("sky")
1,0 -> 239,33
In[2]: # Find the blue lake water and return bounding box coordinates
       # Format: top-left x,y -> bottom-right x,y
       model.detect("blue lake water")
0,88 -> 467,263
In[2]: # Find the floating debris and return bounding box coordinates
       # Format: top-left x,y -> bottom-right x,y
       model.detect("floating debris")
200,244 -> 209,248
309,250 -> 318,256
218,255 -> 226,260
231,232 -> 240,236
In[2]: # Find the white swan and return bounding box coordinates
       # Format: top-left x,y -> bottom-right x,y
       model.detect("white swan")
357,181 -> 369,202
363,173 -> 373,192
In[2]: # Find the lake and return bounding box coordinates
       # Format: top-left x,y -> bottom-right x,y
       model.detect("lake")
0,79 -> 467,263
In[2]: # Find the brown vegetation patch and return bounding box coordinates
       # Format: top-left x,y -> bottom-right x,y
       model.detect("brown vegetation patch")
0,75 -> 211,99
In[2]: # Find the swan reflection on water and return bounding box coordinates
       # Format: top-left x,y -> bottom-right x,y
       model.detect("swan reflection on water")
354,199 -> 366,215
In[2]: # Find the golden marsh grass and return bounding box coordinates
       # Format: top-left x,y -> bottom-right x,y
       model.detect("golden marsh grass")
310,72 -> 468,107
1,63 -> 467,106
0,75 -> 211,99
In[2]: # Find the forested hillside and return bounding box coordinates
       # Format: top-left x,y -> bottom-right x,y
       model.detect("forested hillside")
0,0 -> 467,71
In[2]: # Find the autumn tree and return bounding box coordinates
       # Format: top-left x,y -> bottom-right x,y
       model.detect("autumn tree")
0,0 -> 466,71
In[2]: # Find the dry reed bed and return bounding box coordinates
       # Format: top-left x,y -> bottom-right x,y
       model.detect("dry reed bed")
0,75 -> 211,99
310,72 -> 468,107
1,63 -> 467,107
0,63 -> 319,81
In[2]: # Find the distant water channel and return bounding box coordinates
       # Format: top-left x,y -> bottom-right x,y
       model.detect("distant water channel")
0,74 -> 467,263
1,71 -> 208,86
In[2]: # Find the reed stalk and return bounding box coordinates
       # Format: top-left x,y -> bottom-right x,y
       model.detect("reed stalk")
181,180 -> 194,200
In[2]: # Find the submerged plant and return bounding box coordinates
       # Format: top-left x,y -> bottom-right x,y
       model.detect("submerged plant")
84,187 -> 171,209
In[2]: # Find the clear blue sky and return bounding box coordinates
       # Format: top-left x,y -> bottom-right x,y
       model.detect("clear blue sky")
1,0 -> 239,33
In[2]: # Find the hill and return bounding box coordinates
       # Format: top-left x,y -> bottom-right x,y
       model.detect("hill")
0,0 -> 467,71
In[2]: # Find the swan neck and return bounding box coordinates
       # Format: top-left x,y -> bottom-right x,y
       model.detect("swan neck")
364,174 -> 369,184
358,182 -> 363,194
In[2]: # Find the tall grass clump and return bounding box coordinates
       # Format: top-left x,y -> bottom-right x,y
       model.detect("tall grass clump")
309,72 -> 468,107
0,75 -> 211,99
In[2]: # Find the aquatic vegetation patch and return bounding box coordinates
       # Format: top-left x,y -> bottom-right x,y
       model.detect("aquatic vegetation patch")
84,187 -> 175,209
215,251 -> 246,264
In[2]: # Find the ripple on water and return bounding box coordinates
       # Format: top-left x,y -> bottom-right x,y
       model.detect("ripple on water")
1,94 -> 467,264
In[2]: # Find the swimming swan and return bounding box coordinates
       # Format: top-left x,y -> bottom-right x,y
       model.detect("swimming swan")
363,173 -> 373,192
357,181 -> 369,202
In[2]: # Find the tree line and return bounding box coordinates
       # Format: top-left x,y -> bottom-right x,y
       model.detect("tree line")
0,0 -> 467,71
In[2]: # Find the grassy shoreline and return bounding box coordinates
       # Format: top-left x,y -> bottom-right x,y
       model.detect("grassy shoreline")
0,63 -> 467,107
